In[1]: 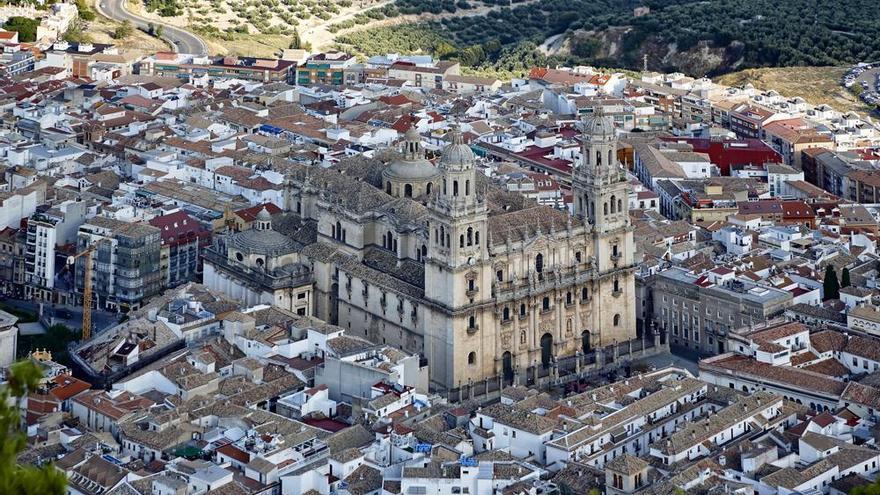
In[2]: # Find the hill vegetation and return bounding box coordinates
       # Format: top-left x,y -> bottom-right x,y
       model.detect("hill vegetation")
337,0 -> 880,77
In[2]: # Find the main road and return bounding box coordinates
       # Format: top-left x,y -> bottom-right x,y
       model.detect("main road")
96,0 -> 208,55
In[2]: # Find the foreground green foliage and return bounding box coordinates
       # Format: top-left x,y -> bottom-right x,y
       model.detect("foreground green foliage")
0,361 -> 67,495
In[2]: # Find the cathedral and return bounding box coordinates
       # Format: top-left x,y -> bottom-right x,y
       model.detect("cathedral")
204,109 -> 637,390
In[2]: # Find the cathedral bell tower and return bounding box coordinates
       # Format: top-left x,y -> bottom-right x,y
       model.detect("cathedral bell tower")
573,106 -> 636,345
572,106 -> 630,234
425,128 -> 490,308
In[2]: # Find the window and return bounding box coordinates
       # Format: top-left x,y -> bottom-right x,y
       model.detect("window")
566,292 -> 572,304
582,287 -> 588,300
614,314 -> 621,326
520,304 -> 526,317
535,253 -> 544,273
575,251 -> 582,263
453,181 -> 459,196
502,307 -> 510,321
496,270 -> 503,282
467,352 -> 476,365
542,297 -> 550,311
468,316 -> 476,329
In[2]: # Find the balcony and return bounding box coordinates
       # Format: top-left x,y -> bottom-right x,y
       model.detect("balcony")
465,286 -> 479,297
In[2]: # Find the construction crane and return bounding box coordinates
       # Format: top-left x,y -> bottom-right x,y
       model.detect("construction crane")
66,240 -> 106,341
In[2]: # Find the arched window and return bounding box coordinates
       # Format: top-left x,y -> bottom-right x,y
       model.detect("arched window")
467,352 -> 476,365
535,253 -> 544,273
465,180 -> 470,196
596,150 -> 602,166
459,235 -> 465,248
520,303 -> 526,317
443,179 -> 447,195
466,227 -> 473,246
453,181 -> 459,196
440,226 -> 445,246
502,307 -> 510,321
613,314 -> 621,326
475,231 -> 480,245
542,297 -> 550,311
331,225 -> 336,238
446,234 -> 450,247
582,287 -> 588,300
575,251 -> 582,263
618,198 -> 623,213
404,184 -> 413,197
610,195 -> 616,213
421,245 -> 427,259
426,183 -> 432,195
614,278 -> 620,292
385,182 -> 392,194
566,292 -> 572,305
468,315 -> 476,329
582,330 -> 590,354
604,202 -> 608,215
434,228 -> 439,243
335,221 -> 342,240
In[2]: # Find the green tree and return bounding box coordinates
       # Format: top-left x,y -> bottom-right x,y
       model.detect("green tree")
113,20 -> 133,39
841,267 -> 851,288
289,28 -> 302,49
823,264 -> 840,300
3,17 -> 40,42
155,24 -> 164,38
0,361 -> 67,494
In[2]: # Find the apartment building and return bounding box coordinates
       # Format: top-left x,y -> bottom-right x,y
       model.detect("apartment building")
148,210 -> 211,288
140,52 -> 296,84
295,52 -> 357,86
24,200 -> 87,301
75,217 -> 162,311
653,266 -> 793,355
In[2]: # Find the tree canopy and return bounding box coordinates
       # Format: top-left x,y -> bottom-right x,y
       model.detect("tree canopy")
0,361 -> 67,495
823,265 -> 840,301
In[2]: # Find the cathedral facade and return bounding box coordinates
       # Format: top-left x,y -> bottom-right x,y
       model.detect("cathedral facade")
207,111 -> 637,390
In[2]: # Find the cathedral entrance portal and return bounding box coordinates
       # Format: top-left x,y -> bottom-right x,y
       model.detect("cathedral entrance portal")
502,352 -> 513,383
540,333 -> 553,368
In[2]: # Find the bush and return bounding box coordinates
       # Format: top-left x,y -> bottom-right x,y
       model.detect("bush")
3,17 -> 39,42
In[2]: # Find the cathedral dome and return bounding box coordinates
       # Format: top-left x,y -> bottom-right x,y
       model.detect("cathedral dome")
439,129 -> 474,168
229,227 -> 298,257
583,107 -> 616,140
383,127 -> 440,181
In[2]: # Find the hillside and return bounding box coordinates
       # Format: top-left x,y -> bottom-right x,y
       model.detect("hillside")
337,0 -> 880,78
717,66 -> 870,114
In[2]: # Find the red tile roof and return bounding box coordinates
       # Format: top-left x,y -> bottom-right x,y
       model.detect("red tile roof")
217,444 -> 251,464
234,203 -> 282,222
49,374 -> 91,401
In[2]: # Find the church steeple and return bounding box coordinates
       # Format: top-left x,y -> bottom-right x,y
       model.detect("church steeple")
572,106 -> 629,233
425,127 -> 490,308
402,126 -> 422,160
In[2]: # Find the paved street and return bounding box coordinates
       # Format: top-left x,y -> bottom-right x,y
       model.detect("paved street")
3,299 -> 120,334
97,0 -> 207,55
